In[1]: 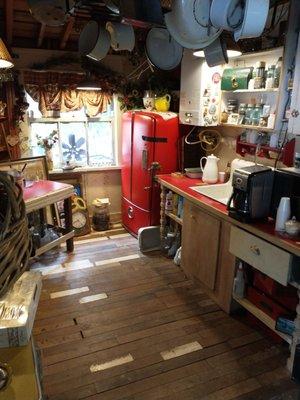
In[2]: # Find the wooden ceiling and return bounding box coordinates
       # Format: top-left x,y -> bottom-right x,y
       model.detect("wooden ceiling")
0,0 -> 121,51
0,0 -> 290,53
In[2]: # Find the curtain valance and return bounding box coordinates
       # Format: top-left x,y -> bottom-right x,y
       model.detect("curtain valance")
23,71 -> 112,117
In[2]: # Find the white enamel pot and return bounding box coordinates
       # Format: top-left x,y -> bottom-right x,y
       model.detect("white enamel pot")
79,21 -> 110,61
106,22 -> 135,51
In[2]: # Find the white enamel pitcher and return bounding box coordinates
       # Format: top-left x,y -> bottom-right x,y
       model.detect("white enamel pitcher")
200,154 -> 220,184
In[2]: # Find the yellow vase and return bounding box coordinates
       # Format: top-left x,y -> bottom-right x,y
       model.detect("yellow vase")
154,94 -> 171,112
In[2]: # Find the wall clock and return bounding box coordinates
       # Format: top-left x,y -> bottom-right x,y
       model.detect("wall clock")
71,195 -> 91,236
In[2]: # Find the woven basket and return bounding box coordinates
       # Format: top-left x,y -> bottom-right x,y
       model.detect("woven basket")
0,172 -> 32,297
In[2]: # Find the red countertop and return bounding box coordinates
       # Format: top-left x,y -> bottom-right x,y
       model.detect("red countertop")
157,174 -> 300,257
23,180 -> 73,202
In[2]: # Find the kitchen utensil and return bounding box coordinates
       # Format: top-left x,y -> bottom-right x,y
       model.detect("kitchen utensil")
228,165 -> 274,222
79,21 -> 110,61
210,0 -> 244,31
106,22 -> 135,51
143,97 -> 155,111
104,0 -> 120,14
285,216 -> 300,237
204,37 -> 228,67
146,28 -> 183,71
218,171 -> 226,183
185,168 -> 203,179
200,154 -> 220,184
234,0 -> 270,41
164,0 -> 222,49
154,94 -> 171,112
275,197 -> 291,232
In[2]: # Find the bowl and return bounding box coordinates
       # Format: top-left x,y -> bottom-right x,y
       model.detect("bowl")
185,168 -> 203,179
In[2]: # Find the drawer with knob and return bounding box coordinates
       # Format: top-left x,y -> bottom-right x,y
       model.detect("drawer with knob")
229,226 -> 293,286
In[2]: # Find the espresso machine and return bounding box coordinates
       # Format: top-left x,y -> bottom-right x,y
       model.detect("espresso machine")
227,165 -> 274,222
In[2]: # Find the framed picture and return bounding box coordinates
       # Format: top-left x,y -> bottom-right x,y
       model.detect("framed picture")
0,156 -> 49,181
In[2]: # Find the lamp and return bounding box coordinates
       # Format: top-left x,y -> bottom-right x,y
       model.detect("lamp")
76,73 -> 102,91
193,49 -> 242,58
0,39 -> 14,69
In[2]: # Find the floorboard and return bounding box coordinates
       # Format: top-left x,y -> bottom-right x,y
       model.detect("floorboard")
32,234 -> 299,400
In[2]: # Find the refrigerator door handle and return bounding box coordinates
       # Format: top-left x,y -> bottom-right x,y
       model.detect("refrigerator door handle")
142,149 -> 148,170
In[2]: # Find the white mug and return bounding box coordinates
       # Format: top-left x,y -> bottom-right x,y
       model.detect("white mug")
275,197 -> 291,232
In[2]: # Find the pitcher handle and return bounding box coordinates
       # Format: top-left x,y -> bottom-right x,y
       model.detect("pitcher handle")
200,157 -> 207,172
165,94 -> 171,103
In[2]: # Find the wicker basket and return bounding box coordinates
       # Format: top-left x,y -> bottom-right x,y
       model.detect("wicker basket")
0,172 -> 32,297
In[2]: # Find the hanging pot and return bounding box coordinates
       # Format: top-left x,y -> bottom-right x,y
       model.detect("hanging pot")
79,21 -> 111,61
234,0 -> 270,41
106,22 -> 135,51
204,37 -> 228,67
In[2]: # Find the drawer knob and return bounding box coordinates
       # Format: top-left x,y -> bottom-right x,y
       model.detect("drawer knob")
250,245 -> 260,255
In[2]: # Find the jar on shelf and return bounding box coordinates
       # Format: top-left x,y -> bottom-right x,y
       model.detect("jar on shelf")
227,99 -> 238,114
274,57 -> 282,88
254,61 -> 266,89
238,103 -> 247,124
245,104 -> 254,125
252,104 -> 263,126
92,198 -> 110,231
265,65 -> 276,89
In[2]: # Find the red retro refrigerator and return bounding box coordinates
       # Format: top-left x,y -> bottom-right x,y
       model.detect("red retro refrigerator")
121,111 -> 179,236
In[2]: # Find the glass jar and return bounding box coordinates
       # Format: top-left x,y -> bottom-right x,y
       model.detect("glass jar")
266,65 -> 275,89
92,199 -> 110,231
254,61 -> 266,89
274,57 -> 282,88
238,103 -> 247,124
245,104 -> 254,125
252,104 -> 262,126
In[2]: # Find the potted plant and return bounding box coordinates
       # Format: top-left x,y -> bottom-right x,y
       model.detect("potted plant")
36,130 -> 58,170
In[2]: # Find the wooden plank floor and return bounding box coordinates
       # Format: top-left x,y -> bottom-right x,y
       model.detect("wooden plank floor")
32,234 -> 299,400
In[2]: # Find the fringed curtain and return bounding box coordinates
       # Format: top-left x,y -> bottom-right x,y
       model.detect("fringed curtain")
23,71 -> 112,117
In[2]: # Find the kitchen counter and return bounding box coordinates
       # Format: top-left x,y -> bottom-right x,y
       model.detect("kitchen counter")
157,174 -> 300,258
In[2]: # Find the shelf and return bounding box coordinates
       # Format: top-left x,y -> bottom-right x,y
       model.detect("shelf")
222,88 -> 279,94
237,141 -> 280,153
220,123 -> 274,132
165,211 -> 183,226
32,225 -> 74,257
233,295 -> 292,344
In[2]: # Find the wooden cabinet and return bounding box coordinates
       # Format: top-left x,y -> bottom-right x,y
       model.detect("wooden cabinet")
181,200 -> 236,312
182,201 -> 220,290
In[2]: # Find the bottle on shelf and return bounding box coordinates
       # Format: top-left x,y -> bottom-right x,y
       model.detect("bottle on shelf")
233,262 -> 245,299
274,57 -> 282,88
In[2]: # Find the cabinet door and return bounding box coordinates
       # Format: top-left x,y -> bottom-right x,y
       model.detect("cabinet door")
182,201 -> 221,290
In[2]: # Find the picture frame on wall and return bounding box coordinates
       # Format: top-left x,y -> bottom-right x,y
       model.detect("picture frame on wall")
0,156 -> 49,182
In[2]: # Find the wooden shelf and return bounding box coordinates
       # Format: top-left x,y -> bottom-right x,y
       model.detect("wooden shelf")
222,88 -> 279,94
33,225 -> 74,257
237,141 -> 280,153
165,211 -> 183,226
220,123 -> 274,132
233,295 -> 292,344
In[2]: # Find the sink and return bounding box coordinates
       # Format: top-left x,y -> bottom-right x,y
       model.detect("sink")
190,183 -> 233,205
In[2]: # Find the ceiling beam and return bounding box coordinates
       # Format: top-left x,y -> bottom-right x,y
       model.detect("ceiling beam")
37,24 -> 46,48
60,17 -> 75,50
5,0 -> 14,46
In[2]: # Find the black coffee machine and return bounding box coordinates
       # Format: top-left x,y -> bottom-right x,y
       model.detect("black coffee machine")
227,165 -> 274,222
270,168 -> 300,220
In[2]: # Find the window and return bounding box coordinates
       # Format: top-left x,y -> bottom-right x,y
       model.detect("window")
27,93 -> 117,169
